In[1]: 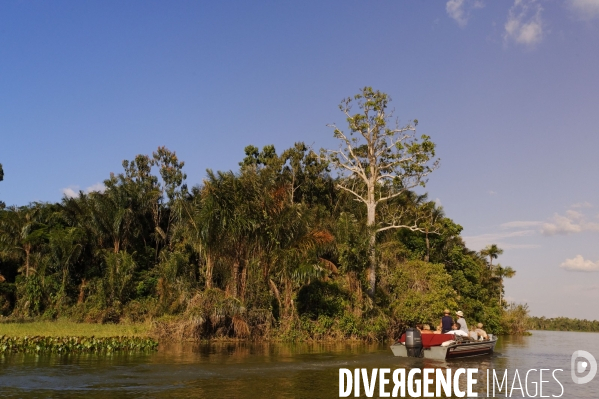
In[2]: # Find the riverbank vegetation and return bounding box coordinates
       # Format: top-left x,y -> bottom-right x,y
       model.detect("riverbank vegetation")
499,303 -> 530,335
0,88 -> 521,341
0,335 -> 158,354
0,320 -> 150,338
528,316 -> 599,332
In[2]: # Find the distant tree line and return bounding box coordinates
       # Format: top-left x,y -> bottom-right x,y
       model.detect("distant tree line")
0,88 -> 519,340
529,316 -> 599,333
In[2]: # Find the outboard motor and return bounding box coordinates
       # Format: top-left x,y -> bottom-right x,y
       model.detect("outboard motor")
405,328 -> 423,357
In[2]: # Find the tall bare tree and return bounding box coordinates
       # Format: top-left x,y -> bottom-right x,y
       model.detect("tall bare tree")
327,87 -> 439,297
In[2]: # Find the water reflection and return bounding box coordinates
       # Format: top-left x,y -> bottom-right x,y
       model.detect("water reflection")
0,331 -> 597,398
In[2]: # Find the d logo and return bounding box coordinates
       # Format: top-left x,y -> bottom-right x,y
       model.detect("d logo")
571,350 -> 597,385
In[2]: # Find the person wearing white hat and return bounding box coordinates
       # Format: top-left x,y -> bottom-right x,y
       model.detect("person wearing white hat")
456,310 -> 468,334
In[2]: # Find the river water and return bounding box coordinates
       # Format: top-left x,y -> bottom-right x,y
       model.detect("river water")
0,331 -> 597,398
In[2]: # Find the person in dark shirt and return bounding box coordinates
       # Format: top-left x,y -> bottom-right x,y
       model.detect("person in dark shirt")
441,309 -> 453,333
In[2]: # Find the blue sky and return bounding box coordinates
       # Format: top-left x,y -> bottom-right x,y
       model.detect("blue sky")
1,0 -> 598,319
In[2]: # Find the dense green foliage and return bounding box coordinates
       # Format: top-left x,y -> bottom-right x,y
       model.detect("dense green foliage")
528,316 -> 599,332
500,303 -> 530,335
0,91 -> 519,340
0,335 -> 158,353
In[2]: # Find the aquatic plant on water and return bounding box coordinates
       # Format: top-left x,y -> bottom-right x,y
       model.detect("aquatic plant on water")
0,335 -> 158,354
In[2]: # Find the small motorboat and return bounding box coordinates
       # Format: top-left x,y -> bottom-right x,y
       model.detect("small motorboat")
390,328 -> 498,360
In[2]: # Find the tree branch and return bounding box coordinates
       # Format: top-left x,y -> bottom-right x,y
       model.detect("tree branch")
376,223 -> 425,233
336,184 -> 367,204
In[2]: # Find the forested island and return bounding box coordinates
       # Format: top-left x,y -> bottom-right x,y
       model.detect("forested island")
0,88 -> 524,341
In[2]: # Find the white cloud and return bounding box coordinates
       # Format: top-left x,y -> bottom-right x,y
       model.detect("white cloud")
435,198 -> 443,207
560,255 -> 599,272
86,182 -> 106,193
501,220 -> 544,229
462,229 -> 538,250
464,205 -> 599,252
61,182 -> 105,198
501,206 -> 599,236
568,0 -> 599,19
447,0 -> 468,27
571,201 -> 592,209
504,0 -> 544,47
541,210 -> 599,236
446,0 -> 484,27
62,187 -> 79,199
488,190 -> 497,195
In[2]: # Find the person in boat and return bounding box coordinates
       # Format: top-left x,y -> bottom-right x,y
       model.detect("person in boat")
469,327 -> 479,340
475,323 -> 489,340
445,323 -> 469,337
434,325 -> 442,334
421,324 -> 435,334
441,309 -> 453,333
456,310 -> 468,334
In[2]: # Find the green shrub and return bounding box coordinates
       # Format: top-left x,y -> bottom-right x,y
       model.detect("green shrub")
338,313 -> 360,337
296,280 -> 346,319
387,260 -> 457,326
501,303 -> 530,335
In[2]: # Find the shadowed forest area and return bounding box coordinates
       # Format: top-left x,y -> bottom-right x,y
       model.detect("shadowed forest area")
0,89 -> 523,340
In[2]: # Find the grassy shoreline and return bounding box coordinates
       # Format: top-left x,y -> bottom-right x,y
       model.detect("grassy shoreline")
0,319 -> 386,343
1,315 -> 552,345
0,319 -> 152,338
0,320 -> 158,353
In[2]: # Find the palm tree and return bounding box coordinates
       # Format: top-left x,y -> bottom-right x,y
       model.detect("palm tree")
47,226 -> 82,296
169,186 -> 214,290
419,201 -> 445,262
60,193 -> 99,304
493,263 -> 516,305
480,244 -> 503,268
201,170 -> 257,299
88,184 -> 134,254
267,204 -> 334,317
196,174 -> 230,290
0,204 -> 46,277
